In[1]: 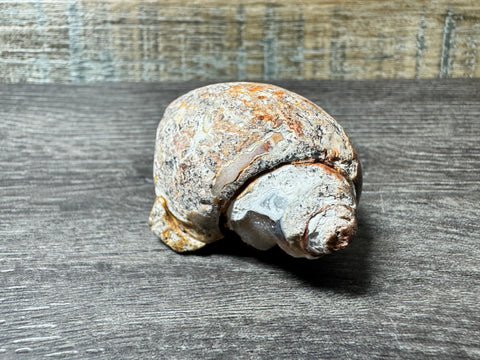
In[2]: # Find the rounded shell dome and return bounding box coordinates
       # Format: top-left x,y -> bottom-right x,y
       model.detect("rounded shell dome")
149,82 -> 361,252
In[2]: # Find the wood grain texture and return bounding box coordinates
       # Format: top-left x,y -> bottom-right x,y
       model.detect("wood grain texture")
1,0 -> 480,83
0,80 -> 479,359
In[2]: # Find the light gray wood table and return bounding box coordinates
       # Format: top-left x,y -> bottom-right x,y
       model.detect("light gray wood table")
1,80 -> 479,359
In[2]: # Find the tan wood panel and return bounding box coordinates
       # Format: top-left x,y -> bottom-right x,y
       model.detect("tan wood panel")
0,1 -> 479,82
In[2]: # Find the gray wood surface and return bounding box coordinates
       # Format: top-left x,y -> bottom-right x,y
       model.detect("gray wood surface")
0,80 -> 479,359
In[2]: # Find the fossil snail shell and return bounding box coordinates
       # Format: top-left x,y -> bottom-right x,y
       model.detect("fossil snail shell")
148,82 -> 362,259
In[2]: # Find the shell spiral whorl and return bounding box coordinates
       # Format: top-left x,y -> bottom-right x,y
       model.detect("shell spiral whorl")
148,82 -> 361,259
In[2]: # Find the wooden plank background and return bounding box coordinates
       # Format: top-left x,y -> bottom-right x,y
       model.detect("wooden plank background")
1,0 -> 480,83
0,79 -> 479,358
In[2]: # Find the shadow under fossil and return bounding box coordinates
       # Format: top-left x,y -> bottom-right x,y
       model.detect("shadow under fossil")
192,209 -> 374,295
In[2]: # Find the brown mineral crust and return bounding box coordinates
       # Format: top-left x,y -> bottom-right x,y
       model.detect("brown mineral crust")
149,196 -> 207,251
152,82 -> 362,249
301,209 -> 357,257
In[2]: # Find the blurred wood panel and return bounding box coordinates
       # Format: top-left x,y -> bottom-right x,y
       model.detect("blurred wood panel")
1,0 -> 479,83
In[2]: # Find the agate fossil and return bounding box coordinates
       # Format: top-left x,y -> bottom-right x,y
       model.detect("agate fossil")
149,82 -> 362,259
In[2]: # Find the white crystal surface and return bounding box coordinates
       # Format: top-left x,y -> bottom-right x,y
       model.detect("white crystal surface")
226,163 -> 356,258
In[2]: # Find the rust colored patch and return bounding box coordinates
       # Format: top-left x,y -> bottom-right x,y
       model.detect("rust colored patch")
263,132 -> 285,151
301,205 -> 356,256
227,84 -> 241,98
251,101 -> 282,127
292,159 -> 346,183
279,103 -> 304,137
256,114 -> 274,122
270,132 -> 284,144
228,84 -> 305,135
326,217 -> 357,252
292,157 -> 317,166
227,83 -> 267,98
157,196 -> 191,251
248,85 -> 264,92
312,162 -> 346,182
286,118 -> 304,137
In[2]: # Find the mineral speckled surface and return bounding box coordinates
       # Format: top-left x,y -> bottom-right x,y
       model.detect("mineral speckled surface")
149,82 -> 361,258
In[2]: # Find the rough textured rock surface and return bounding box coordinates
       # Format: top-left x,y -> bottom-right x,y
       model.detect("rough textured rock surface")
227,163 -> 357,258
149,82 -> 361,257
